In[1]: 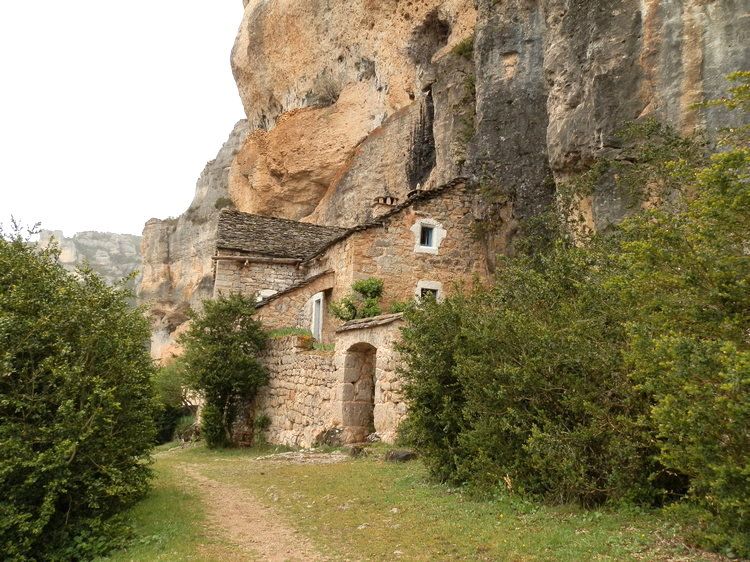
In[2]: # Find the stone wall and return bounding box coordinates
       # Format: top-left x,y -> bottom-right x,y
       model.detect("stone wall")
332,316 -> 406,444
213,251 -> 305,299
254,335 -> 337,447
255,271 -> 338,336
246,317 -> 406,448
345,182 -> 488,310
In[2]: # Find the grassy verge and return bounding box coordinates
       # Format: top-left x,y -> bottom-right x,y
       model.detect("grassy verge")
99,443 -> 271,561
106,443 -> 723,561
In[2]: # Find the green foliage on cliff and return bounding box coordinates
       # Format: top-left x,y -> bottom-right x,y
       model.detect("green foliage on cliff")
179,294 -> 268,448
0,226 -> 156,560
399,73 -> 750,557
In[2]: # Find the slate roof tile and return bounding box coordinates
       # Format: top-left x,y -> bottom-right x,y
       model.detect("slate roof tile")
216,211 -> 348,259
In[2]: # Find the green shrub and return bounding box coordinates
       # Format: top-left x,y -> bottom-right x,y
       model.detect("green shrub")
389,301 -> 413,314
267,326 -> 313,338
400,240 -> 658,504
214,197 -> 234,210
397,294 -> 472,483
198,403 -> 226,448
255,413 -> 271,431
351,277 -> 384,299
179,294 -> 268,448
330,277 -> 384,321
0,227 -> 156,560
451,35 -> 474,60
398,74 -> 750,556
154,404 -> 183,444
173,415 -> 198,442
152,359 -> 194,443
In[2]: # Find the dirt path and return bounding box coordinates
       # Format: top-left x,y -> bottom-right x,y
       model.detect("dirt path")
180,463 -> 329,562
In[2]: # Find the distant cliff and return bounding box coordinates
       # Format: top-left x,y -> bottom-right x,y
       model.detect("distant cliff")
38,230 -> 142,287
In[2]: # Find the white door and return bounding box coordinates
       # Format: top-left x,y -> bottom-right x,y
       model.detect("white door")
312,295 -> 323,341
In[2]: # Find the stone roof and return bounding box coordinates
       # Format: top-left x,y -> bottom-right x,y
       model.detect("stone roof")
217,210 -> 348,259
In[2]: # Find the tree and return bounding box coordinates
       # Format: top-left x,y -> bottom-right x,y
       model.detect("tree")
0,226 -> 156,560
179,294 -> 268,448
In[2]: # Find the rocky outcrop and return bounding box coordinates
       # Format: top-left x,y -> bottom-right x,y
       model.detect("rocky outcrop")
38,230 -> 141,288
227,0 -> 747,232
138,120 -> 249,360
229,0 -> 477,223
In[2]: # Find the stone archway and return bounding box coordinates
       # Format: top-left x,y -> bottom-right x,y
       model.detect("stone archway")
340,342 -> 376,443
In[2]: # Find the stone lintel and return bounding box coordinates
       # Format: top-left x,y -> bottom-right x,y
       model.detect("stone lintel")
212,254 -> 302,266
336,313 -> 404,333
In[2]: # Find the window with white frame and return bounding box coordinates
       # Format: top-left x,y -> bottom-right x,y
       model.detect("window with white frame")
411,219 -> 446,255
415,280 -> 443,302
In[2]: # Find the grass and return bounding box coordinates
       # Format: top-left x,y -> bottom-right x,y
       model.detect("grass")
104,443 -> 722,561
98,444 -> 242,562
266,326 -> 312,339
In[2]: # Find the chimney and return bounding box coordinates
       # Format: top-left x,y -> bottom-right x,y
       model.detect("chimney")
372,194 -> 400,218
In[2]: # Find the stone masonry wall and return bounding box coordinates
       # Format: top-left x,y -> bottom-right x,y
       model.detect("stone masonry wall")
254,335 -> 337,448
347,183 -> 488,310
332,317 -> 406,444
213,251 -> 305,299
244,319 -> 406,448
253,182 -> 488,337
255,271 -> 337,332
309,182 -> 488,311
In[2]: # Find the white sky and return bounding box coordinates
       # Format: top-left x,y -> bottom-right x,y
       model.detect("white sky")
0,1 -> 246,237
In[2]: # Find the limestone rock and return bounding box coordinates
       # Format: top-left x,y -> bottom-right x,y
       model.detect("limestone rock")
138,120 -> 249,360
139,0 -> 748,362
37,230 -> 141,288
231,0 -> 477,131
229,0 -> 477,222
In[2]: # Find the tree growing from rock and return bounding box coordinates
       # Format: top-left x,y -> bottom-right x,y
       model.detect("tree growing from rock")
179,294 -> 268,448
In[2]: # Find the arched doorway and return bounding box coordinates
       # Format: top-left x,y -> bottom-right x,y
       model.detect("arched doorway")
341,342 -> 376,443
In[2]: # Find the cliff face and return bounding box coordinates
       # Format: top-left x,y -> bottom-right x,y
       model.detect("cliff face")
139,0 -> 747,358
471,0 -> 747,231
228,0 -> 747,228
38,230 -> 141,287
138,120 -> 249,360
229,0 -> 477,223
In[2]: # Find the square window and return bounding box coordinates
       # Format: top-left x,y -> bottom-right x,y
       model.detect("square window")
420,225 -> 434,247
420,288 -> 439,300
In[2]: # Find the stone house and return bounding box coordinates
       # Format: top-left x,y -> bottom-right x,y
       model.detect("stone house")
212,177 -> 488,446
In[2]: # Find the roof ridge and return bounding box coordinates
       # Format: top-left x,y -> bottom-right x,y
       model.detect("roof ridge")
303,176 -> 470,263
